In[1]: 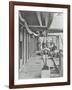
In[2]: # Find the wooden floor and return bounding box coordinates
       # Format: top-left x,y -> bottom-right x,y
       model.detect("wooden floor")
19,55 -> 62,79
19,55 -> 43,79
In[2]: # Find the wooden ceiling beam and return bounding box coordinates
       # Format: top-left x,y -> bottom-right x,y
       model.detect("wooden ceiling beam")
45,14 -> 48,27
36,12 -> 42,27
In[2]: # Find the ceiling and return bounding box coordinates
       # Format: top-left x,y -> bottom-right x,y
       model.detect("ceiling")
19,11 -> 63,32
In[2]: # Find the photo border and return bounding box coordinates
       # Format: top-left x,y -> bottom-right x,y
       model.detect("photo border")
9,1 -> 70,89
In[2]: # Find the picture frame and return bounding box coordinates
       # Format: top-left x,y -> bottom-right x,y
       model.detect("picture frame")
9,1 -> 70,89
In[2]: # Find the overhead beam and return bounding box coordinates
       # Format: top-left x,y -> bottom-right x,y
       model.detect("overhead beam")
20,22 -> 63,30
19,22 -> 46,28
19,22 -> 63,33
45,14 -> 48,27
47,29 -> 63,33
36,12 -> 42,26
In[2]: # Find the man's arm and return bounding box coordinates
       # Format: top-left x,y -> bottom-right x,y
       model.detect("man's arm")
19,13 -> 39,36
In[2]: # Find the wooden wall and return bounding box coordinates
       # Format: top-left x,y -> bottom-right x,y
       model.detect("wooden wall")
19,27 -> 37,69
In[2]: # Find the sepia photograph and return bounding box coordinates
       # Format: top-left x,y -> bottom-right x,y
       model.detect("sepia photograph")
9,1 -> 70,88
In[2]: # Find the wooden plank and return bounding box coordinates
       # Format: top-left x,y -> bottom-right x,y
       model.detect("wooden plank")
36,12 -> 42,26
